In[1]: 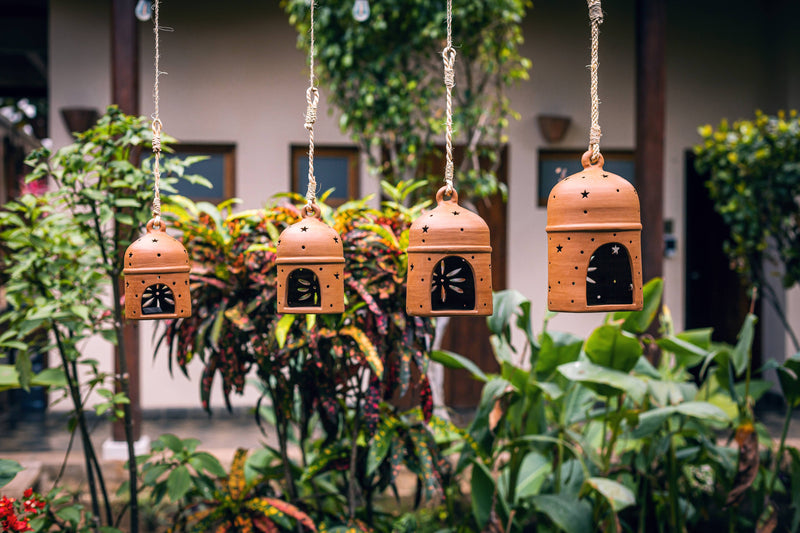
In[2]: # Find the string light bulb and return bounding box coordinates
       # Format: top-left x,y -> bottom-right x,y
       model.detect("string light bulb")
135,0 -> 152,21
352,0 -> 370,22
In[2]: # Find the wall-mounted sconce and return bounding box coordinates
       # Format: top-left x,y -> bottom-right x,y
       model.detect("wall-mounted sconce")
60,107 -> 99,136
537,114 -> 571,144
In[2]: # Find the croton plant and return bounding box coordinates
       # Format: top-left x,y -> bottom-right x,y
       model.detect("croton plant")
158,181 -> 459,524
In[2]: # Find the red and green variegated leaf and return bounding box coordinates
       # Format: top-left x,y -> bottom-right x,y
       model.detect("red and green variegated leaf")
366,414 -> 402,477
302,444 -> 350,481
419,375 -> 433,422
346,277 -> 383,317
253,515 -> 279,533
408,426 -> 442,500
180,505 -> 216,528
388,437 -> 405,481
363,376 -> 382,438
200,357 -> 218,413
397,346 -> 412,397
227,448 -> 249,500
258,498 -> 317,531
339,326 -> 383,378
214,524 -> 228,533
233,515 -> 255,533
185,505 -> 227,532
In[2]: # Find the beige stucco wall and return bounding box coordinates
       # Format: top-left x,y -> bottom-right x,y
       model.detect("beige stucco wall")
48,0 -> 800,409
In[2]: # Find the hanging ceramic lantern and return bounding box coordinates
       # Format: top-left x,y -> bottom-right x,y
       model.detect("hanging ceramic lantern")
407,187 -> 493,317
124,219 -> 191,319
546,151 -> 643,312
276,205 -> 345,314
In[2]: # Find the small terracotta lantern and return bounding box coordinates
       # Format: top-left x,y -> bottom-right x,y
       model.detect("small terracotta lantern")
407,187 -> 493,316
276,205 -> 345,314
546,151 -> 643,312
124,219 -> 191,320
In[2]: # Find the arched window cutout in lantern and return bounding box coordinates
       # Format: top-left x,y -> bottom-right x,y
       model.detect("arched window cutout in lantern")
431,256 -> 475,311
546,152 -> 643,313
407,188 -> 492,317
276,205 -> 345,314
142,283 -> 176,315
124,219 -> 191,320
286,268 -> 321,308
586,242 -> 634,306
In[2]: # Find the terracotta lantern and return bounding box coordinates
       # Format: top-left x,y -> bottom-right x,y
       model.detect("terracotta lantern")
276,205 -> 345,314
546,151 -> 643,312
407,187 -> 493,317
124,219 -> 191,320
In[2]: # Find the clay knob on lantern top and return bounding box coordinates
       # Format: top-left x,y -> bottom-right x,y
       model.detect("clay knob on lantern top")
123,219 -> 190,275
546,152 -> 641,232
276,208 -> 345,265
407,188 -> 491,253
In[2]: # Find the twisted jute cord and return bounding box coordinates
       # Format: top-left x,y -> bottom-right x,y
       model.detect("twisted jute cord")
588,0 -> 603,163
304,0 -> 320,213
151,0 -> 163,226
442,0 -> 456,194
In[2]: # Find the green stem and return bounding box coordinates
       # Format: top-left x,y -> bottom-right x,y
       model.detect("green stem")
51,326 -> 101,533
603,396 -> 624,472
668,432 -> 681,532
766,403 -> 793,499
554,428 -> 564,494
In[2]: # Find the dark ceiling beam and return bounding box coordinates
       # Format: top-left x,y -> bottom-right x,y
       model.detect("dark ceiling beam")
635,0 -> 666,285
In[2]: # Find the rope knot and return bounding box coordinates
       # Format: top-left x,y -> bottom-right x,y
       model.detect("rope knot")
588,0 -> 603,24
589,125 -> 602,145
442,47 -> 457,88
305,87 -> 319,130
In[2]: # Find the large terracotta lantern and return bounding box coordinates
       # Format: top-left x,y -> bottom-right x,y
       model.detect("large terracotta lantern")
276,206 -> 345,314
406,187 -> 493,316
546,152 -> 643,312
124,219 -> 191,320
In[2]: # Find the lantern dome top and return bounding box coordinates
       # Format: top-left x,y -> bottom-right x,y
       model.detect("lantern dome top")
407,187 -> 491,253
276,208 -> 345,265
123,219 -> 190,275
546,152 -> 641,232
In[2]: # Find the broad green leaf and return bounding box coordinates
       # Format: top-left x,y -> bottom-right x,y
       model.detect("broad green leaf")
614,278 -> 663,333
558,361 -> 647,402
585,324 -> 642,373
157,433 -> 184,454
31,367 -> 67,388
584,477 -> 636,511
471,459 -> 495,529
657,335 -> 710,369
0,459 -> 23,488
778,352 -> 800,407
366,416 -> 400,476
515,451 -> 551,501
191,451 -> 226,477
633,401 -> 729,438
489,289 -> 532,342
537,331 -> 583,376
166,465 -> 192,503
429,350 -> 487,382
532,494 -> 593,533
731,314 -> 757,376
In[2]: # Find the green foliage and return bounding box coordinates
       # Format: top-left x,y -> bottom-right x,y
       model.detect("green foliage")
283,0 -> 531,200
424,278 -> 800,532
694,110 -> 800,289
0,460 -> 23,489
0,106 -> 206,532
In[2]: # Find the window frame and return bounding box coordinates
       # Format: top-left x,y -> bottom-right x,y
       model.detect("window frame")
170,143 -> 236,202
290,145 -> 360,207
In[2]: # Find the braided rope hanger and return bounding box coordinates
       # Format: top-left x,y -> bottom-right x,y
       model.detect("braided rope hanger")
588,0 -> 603,163
151,0 -> 164,227
304,0 -> 320,214
442,0 -> 456,194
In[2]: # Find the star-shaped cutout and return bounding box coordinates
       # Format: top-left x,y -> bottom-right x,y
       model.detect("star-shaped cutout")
334,272 -> 340,279
333,236 -> 339,243
612,245 -> 620,255
422,225 -> 429,233
581,190 -> 589,198
410,264 -> 415,271
452,211 -> 460,216
152,238 -> 158,243
129,252 -> 133,258
556,245 -> 563,252
301,226 -> 308,232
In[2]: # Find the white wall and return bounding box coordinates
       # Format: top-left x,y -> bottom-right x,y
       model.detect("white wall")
48,0 -> 800,410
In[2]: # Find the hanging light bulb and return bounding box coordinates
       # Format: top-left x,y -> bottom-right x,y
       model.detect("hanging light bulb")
352,0 -> 370,22
135,0 -> 152,22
